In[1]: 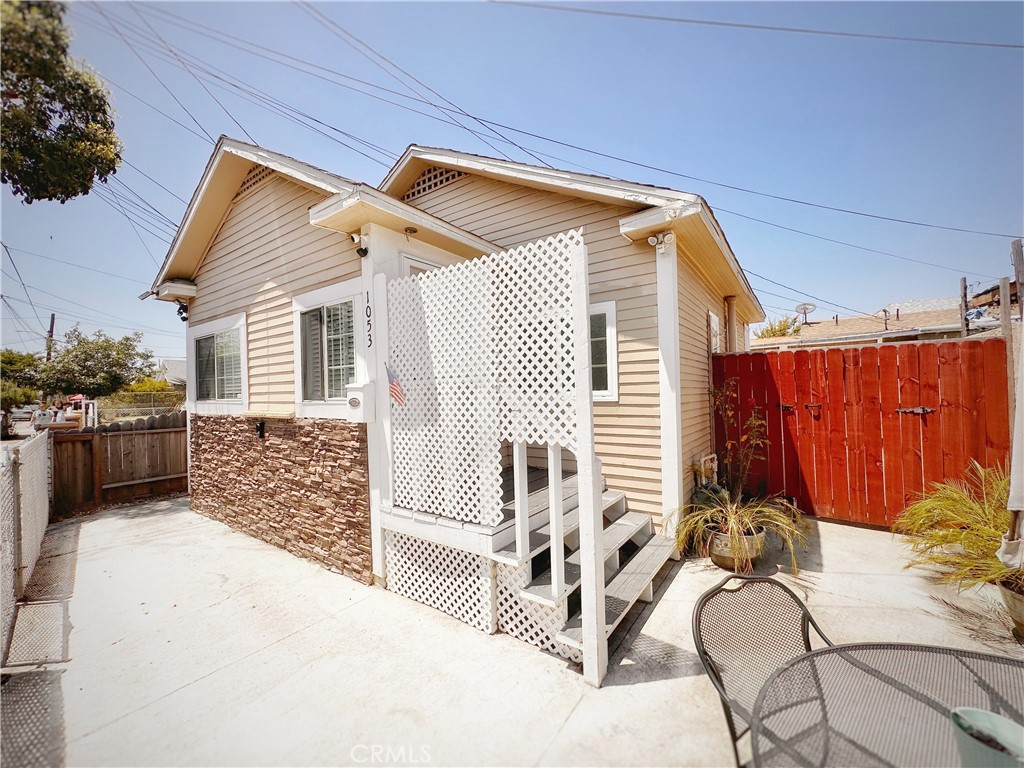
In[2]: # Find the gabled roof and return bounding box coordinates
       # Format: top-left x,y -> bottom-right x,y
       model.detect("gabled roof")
150,137 -> 357,291
380,145 -> 699,209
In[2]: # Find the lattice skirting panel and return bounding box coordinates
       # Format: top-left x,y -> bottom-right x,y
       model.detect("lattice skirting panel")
384,531 -> 495,633
496,563 -> 581,663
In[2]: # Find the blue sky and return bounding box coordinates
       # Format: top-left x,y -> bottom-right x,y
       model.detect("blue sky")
2,1 -> 1022,361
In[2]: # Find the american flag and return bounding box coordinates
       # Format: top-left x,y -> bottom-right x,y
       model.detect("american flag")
386,365 -> 406,406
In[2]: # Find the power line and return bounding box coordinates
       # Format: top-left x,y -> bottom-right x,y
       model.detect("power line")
3,245 -> 152,286
92,184 -> 170,254
746,269 -> 881,320
714,207 -> 1000,280
94,3 -> 216,143
2,243 -> 47,333
4,295 -> 185,339
79,6 -> 395,166
122,159 -> 190,205
106,2 -> 1020,240
493,2 -> 1024,50
297,1 -> 550,167
470,116 -> 1024,239
109,176 -> 178,228
128,2 -> 257,144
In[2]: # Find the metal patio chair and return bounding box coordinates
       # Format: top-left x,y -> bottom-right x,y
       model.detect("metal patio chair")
692,575 -> 834,768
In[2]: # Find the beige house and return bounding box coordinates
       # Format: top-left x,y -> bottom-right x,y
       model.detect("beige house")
150,137 -> 764,685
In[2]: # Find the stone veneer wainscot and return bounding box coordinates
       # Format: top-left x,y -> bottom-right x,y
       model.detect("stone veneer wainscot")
190,415 -> 372,584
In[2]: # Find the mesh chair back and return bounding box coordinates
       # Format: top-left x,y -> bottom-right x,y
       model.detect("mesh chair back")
692,576 -> 832,763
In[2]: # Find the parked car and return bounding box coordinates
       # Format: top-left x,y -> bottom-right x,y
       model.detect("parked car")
10,404 -> 39,422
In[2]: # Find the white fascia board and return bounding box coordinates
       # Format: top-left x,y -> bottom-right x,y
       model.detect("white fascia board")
383,146 -> 695,208
220,142 -> 355,196
619,201 -> 766,323
310,185 -> 499,257
618,201 -> 703,240
155,280 -> 197,302
151,137 -> 356,292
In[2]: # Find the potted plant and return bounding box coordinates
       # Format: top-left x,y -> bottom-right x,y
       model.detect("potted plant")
893,461 -> 1024,640
676,379 -> 807,574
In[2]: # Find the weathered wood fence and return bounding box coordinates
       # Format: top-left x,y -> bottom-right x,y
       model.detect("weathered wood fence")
712,338 -> 1011,527
52,412 -> 188,516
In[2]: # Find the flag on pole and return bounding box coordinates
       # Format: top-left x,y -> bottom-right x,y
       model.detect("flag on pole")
386,365 -> 406,406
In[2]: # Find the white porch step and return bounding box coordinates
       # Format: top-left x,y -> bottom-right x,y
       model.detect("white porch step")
492,490 -> 625,565
555,535 -> 675,650
519,509 -> 648,606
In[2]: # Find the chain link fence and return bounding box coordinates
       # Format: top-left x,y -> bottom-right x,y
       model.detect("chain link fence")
2,449 -> 16,662
2,433 -> 52,664
97,392 -> 185,424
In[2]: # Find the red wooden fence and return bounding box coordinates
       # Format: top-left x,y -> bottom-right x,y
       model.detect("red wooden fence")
711,338 -> 1011,527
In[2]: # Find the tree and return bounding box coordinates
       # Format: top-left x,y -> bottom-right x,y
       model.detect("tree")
38,327 -> 153,398
1,380 -> 36,438
754,316 -> 801,339
1,1 -> 122,204
1,347 -> 41,387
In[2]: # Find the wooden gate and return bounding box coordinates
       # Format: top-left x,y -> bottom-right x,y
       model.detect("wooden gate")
52,418 -> 188,516
711,338 -> 1011,527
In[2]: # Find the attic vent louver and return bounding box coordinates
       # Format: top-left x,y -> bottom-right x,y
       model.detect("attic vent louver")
233,164 -> 275,201
402,166 -> 465,202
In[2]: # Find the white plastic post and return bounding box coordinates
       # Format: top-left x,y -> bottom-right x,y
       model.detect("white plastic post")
570,233 -> 607,687
548,444 -> 565,599
513,441 -> 530,559
367,272 -> 391,582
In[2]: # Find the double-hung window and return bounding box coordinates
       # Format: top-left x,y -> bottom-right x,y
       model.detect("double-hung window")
187,312 -> 247,414
300,301 -> 356,401
292,277 -> 365,418
195,330 -> 242,400
590,301 -> 618,401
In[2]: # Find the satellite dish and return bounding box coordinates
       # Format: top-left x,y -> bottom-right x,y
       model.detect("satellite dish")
795,303 -> 817,324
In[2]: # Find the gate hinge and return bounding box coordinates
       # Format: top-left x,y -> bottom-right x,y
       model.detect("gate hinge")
896,406 -> 936,415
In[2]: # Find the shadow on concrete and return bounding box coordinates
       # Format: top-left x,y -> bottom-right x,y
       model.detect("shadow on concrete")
0,669 -> 67,767
605,560 -> 705,687
6,524 -> 79,668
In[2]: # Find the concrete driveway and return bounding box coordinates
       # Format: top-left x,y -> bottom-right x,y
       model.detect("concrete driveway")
2,496 -> 1020,767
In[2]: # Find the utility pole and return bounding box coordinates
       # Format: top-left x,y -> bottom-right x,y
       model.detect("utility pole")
1012,238 -> 1023,321
46,312 -> 55,361
959,277 -> 968,337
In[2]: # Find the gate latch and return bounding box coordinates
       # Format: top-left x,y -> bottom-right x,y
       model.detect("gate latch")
896,406 -> 936,415
779,403 -> 794,411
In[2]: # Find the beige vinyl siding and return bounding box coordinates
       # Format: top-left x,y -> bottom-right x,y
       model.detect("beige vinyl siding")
410,174 -> 663,520
188,172 -> 361,414
677,244 -> 730,504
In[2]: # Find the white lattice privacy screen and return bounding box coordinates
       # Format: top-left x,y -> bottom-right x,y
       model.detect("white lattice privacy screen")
387,229 -> 586,526
384,531 -> 494,632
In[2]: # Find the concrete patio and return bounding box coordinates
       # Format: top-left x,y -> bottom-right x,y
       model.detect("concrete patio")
2,496 -> 1021,767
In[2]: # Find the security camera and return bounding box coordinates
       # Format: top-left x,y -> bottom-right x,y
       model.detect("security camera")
350,233 -> 361,244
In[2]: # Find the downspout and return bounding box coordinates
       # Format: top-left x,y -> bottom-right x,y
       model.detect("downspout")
651,232 -> 684,541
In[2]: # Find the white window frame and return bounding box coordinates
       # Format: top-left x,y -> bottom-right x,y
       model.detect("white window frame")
591,301 -> 619,402
292,277 -> 367,419
401,252 -> 445,277
186,312 -> 248,415
709,310 -> 722,354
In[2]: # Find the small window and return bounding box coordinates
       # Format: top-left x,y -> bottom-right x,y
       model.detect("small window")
709,311 -> 722,354
590,301 -> 618,402
195,329 -> 241,401
300,300 -> 356,401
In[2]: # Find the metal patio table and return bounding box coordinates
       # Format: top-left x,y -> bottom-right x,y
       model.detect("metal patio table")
751,642 -> 1024,767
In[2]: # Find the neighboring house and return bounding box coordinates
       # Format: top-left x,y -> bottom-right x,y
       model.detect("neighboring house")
148,137 -> 764,685
751,296 -> 1006,350
155,358 -> 187,389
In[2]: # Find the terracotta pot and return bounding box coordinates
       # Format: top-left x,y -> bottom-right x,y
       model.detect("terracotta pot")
998,583 -> 1024,642
709,528 -> 767,572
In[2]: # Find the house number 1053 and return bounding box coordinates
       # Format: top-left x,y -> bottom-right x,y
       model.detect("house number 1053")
365,291 -> 373,348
